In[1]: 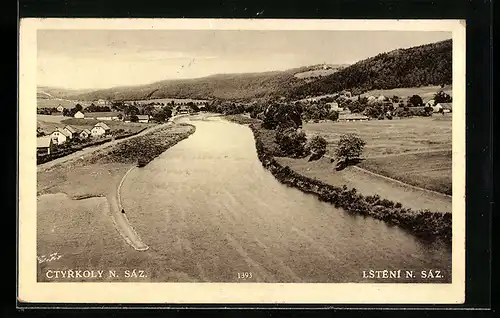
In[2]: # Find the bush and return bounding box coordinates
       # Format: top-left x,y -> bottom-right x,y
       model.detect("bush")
408,95 -> 423,107
307,135 -> 327,158
275,127 -> 309,158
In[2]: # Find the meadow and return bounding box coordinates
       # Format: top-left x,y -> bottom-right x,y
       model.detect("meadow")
359,85 -> 452,102
302,116 -> 452,158
37,116 -> 153,135
125,98 -> 208,105
37,98 -> 91,109
301,116 -> 452,195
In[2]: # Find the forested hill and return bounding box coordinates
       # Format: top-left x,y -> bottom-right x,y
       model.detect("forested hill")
286,39 -> 452,99
63,71 -> 305,101
45,39 -> 451,102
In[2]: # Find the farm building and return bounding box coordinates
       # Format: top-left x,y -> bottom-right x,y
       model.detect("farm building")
84,112 -> 121,121
136,115 -> 150,123
37,136 -> 54,155
79,129 -> 91,139
91,122 -> 111,137
328,102 -> 344,112
74,111 -> 85,119
176,105 -> 190,115
95,99 -> 111,106
432,104 -> 443,113
50,128 -> 70,145
338,114 -> 370,122
437,103 -> 452,113
56,105 -> 64,112
425,99 -> 436,107
63,125 -> 79,139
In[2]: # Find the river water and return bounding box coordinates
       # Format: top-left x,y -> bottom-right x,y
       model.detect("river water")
121,117 -> 452,283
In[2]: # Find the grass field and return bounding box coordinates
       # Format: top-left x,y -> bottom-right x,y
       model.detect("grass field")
358,150 -> 452,195
126,98 -> 208,105
37,98 -> 78,109
359,85 -> 452,102
302,116 -> 452,158
301,116 -> 452,195
37,116 -> 153,135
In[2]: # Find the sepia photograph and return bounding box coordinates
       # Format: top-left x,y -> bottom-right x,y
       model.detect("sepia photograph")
19,19 -> 466,303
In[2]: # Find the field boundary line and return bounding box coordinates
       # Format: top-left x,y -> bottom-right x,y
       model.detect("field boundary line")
351,165 -> 452,199
324,153 -> 451,199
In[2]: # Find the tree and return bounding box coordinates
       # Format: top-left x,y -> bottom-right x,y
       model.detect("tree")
334,133 -> 366,163
75,104 -> 83,112
327,110 -> 339,121
434,90 -> 452,103
275,127 -> 309,157
408,95 -> 423,107
130,115 -> 139,122
307,135 -> 327,160
262,104 -> 302,130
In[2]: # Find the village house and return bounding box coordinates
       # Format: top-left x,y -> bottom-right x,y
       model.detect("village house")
176,105 -> 190,115
377,95 -> 387,102
50,128 -> 70,145
91,122 -> 111,137
56,105 -> 65,112
84,112 -> 121,121
37,136 -> 54,155
136,114 -> 150,123
437,102 -> 452,113
425,99 -> 436,107
95,99 -> 111,106
328,102 -> 344,112
432,103 -> 443,113
63,125 -> 79,139
74,111 -> 85,119
338,114 -> 370,122
79,129 -> 91,139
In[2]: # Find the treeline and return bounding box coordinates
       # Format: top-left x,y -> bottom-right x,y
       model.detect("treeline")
64,72 -> 304,102
286,40 -> 452,99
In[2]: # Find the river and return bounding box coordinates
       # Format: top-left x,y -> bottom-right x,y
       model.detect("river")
121,116 -> 451,283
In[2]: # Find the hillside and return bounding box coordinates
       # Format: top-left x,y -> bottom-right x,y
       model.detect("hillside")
40,39 -> 452,102
63,71 -> 305,102
286,39 -> 452,99
37,86 -> 97,99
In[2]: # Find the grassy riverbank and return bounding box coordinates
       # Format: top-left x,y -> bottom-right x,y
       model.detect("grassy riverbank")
37,123 -> 196,281
225,115 -> 452,244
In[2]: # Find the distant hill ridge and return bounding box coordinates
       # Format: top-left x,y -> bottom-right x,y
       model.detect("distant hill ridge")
39,39 -> 452,102
287,39 -> 452,99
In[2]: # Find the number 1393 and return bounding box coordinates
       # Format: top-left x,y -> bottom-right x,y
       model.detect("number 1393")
237,272 -> 253,279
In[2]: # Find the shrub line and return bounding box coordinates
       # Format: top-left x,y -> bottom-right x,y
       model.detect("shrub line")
245,121 -> 451,245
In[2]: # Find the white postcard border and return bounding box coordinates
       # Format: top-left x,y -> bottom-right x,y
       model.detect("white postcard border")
19,18 -> 466,304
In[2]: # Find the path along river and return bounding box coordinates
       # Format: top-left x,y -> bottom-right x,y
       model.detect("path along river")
121,116 -> 451,283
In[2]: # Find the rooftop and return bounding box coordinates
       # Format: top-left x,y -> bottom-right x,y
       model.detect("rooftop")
37,136 -> 52,148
